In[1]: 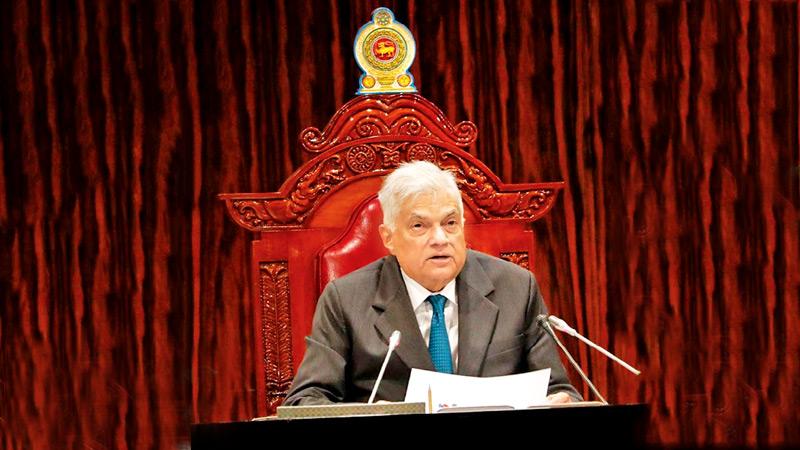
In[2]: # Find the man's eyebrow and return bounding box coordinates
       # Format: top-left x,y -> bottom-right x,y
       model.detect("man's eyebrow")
407,209 -> 458,222
443,209 -> 459,218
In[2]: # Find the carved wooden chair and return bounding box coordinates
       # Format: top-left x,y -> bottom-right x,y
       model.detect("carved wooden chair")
220,93 -> 564,416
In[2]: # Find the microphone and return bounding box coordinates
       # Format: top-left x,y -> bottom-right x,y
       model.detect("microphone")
548,315 -> 641,376
368,330 -> 402,404
536,314 -> 608,405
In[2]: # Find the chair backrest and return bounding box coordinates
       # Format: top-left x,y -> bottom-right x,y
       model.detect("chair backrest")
220,93 -> 563,416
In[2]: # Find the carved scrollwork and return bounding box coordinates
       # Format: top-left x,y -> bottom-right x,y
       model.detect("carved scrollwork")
393,116 -> 422,136
346,145 -> 377,173
298,94 -> 477,153
440,152 -> 556,219
299,126 -> 326,152
224,143 -> 558,230
258,261 -> 293,413
230,156 -> 346,227
355,116 -> 389,137
500,252 -> 529,270
453,120 -> 478,146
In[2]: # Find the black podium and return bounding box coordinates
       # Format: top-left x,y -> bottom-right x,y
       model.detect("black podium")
192,403 -> 648,449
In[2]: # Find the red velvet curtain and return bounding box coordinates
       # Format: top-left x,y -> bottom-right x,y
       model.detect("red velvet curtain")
1,1 -> 798,448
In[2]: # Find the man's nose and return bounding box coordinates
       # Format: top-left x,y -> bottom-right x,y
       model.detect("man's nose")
430,224 -> 448,245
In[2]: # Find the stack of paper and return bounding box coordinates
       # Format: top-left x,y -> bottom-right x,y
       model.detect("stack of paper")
404,368 -> 551,412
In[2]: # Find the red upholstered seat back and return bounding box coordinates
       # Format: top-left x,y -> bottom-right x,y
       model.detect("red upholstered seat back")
318,196 -> 387,293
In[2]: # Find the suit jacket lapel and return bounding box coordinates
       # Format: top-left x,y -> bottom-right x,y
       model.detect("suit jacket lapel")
456,251 -> 499,377
372,256 -> 435,372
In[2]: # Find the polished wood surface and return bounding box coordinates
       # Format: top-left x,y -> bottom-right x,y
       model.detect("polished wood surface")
1,1 -> 798,449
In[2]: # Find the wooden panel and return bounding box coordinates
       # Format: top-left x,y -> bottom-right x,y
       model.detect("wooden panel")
1,1 -> 797,449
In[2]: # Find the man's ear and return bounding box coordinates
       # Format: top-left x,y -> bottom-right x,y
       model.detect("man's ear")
379,224 -> 394,254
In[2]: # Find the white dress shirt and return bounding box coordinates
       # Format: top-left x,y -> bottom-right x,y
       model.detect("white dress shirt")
400,270 -> 459,370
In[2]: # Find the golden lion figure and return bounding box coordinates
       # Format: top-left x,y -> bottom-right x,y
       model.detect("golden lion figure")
376,41 -> 395,58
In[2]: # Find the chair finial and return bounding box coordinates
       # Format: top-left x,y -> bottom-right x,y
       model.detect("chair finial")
354,7 -> 417,95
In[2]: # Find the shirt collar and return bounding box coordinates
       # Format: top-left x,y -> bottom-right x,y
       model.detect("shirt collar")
400,269 -> 457,311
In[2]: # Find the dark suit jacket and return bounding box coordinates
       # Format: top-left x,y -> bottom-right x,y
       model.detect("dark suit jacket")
284,250 -> 581,405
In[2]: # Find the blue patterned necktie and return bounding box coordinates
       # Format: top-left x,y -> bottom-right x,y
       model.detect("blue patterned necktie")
426,294 -> 453,374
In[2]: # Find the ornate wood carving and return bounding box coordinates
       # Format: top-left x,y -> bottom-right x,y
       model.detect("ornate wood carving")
439,152 -> 558,220
377,143 -> 402,168
345,145 -> 378,173
220,93 -> 490,230
258,261 -> 293,412
500,252 -> 530,270
222,142 -> 562,230
229,156 -> 346,229
299,94 -> 477,153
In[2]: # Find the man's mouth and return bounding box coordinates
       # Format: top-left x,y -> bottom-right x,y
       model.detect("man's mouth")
428,255 -> 452,261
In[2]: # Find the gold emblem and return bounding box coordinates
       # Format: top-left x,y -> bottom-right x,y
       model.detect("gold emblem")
362,76 -> 376,88
354,8 -> 416,94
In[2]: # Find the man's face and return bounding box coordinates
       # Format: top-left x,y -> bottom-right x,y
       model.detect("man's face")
379,192 -> 467,292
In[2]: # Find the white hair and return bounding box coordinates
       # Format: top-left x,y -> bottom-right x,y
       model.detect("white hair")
378,160 -> 463,229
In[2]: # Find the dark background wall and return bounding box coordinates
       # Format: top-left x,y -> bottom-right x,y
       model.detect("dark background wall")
1,0 -> 798,448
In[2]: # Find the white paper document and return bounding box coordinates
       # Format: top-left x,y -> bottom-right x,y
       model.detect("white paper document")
404,368 -> 551,412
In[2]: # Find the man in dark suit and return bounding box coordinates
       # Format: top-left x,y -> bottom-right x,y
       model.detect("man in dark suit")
284,161 -> 581,405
